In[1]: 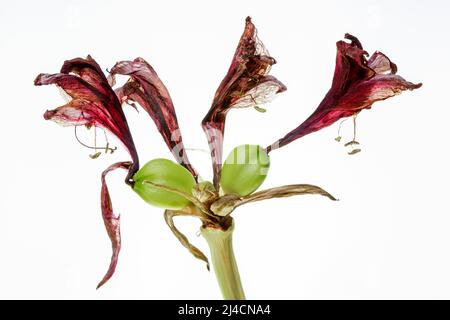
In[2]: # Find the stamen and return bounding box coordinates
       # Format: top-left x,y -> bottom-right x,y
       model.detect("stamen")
94,126 -> 97,153
345,113 -> 362,155
249,94 -> 266,113
352,113 -> 358,142
102,130 -> 117,154
74,126 -> 117,158
335,117 -> 350,142
89,152 -> 102,159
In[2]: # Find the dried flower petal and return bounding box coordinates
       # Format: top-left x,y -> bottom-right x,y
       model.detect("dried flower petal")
109,58 -> 197,179
210,184 -> 336,216
267,34 -> 421,152
164,209 -> 209,270
34,56 -> 139,181
97,161 -> 131,289
202,17 -> 286,188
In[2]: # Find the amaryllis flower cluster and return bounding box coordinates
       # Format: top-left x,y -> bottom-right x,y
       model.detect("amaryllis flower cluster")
34,17 -> 421,292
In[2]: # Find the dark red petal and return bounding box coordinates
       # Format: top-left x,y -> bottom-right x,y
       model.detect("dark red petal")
35,73 -> 101,102
368,51 -> 398,74
267,35 -> 421,152
97,161 -> 131,289
202,17 -> 286,188
34,57 -> 139,181
60,55 -> 112,96
331,38 -> 374,98
109,58 -> 197,179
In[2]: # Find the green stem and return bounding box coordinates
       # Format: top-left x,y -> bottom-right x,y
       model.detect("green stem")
201,221 -> 245,300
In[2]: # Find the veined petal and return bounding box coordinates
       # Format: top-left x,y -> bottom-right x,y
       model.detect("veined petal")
367,51 -> 397,74
202,17 -> 286,188
109,58 -> 197,179
337,73 -> 422,110
61,55 -> 113,97
97,161 -> 131,289
267,34 -> 421,152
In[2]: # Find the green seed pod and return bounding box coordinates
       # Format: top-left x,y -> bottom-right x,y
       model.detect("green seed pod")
220,144 -> 270,196
133,158 -> 196,210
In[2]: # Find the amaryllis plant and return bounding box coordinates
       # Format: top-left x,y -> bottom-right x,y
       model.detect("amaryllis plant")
35,17 -> 421,299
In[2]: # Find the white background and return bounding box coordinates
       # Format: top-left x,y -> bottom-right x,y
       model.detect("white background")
0,0 -> 449,299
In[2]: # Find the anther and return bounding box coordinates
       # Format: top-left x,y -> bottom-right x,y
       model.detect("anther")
348,149 -> 361,155
74,126 -> 117,159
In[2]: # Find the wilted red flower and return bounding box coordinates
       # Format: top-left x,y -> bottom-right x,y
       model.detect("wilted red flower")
34,56 -> 141,288
34,19 -> 422,296
267,34 -> 422,152
108,57 -> 197,179
202,16 -> 286,188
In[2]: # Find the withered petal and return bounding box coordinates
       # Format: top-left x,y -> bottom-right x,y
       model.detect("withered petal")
210,184 -> 336,216
61,55 -> 113,97
367,51 -> 398,75
164,209 -> 209,270
239,184 -> 337,205
202,17 -> 286,188
97,161 -> 131,289
109,58 -> 197,179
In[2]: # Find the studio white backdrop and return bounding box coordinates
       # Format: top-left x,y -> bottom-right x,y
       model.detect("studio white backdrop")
0,0 -> 449,299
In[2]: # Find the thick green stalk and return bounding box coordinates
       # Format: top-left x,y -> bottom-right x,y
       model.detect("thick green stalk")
201,221 -> 245,300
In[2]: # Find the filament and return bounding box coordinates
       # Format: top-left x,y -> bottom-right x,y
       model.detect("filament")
74,126 -> 117,157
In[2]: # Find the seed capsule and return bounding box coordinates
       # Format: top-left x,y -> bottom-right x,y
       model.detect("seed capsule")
220,144 -> 270,196
133,158 -> 196,210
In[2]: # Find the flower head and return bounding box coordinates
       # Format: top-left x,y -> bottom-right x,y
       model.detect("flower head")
34,20 -> 423,295
35,56 -> 141,288
267,34 -> 422,152
109,57 -> 197,179
202,17 -> 286,188
34,55 -> 139,180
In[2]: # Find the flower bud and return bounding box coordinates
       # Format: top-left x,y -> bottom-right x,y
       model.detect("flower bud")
133,158 -> 196,209
220,144 -> 270,196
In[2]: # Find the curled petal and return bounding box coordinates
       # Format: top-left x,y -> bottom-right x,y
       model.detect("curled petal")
202,17 -> 286,188
61,55 -> 115,97
97,161 -> 131,289
338,74 -> 422,111
229,76 -> 286,109
367,51 -> 397,74
35,73 -> 100,102
211,184 -> 336,217
164,209 -> 209,270
239,184 -> 337,205
109,58 -> 197,179
267,34 -> 421,152
34,56 -> 139,181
